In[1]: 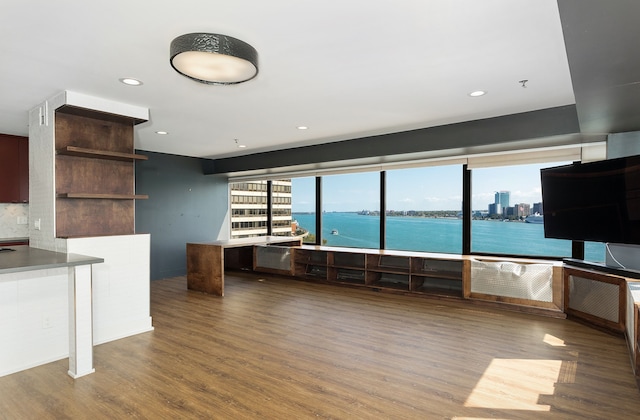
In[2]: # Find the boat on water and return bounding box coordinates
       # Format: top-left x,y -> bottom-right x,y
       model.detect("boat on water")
525,214 -> 544,224
331,229 -> 339,235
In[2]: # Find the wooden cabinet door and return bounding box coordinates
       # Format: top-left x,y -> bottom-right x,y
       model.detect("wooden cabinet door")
0,134 -> 24,202
18,136 -> 29,202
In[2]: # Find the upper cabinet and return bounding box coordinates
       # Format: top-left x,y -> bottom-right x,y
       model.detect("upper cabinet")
0,134 -> 29,203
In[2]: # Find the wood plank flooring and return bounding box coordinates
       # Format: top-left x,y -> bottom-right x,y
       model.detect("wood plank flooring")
1,272 -> 639,419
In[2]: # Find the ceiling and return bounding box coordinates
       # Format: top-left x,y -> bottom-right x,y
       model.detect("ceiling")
0,1 -> 637,161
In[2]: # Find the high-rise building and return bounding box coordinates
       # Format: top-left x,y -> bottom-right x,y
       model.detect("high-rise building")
494,191 -> 511,209
271,180 -> 293,236
230,179 -> 292,238
488,202 -> 502,216
532,202 -> 543,214
513,203 -> 531,218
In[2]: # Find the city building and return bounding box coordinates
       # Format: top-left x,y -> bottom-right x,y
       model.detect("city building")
532,202 -> 543,214
230,180 -> 292,238
488,202 -> 502,217
513,203 -> 531,218
494,191 -> 510,215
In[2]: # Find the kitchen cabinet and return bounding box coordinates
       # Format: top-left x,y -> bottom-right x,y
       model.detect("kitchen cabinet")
0,134 -> 28,203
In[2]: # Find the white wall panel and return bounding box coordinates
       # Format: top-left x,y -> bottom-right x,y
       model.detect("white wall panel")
66,234 -> 153,345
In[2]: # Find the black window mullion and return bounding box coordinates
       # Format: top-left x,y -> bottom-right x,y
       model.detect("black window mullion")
462,164 -> 471,255
266,180 -> 273,236
315,176 -> 322,245
380,171 -> 386,250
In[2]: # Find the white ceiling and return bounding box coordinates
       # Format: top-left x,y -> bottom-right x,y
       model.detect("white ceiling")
0,0 -> 575,159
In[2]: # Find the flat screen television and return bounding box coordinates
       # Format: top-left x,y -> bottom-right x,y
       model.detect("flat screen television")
540,155 -> 640,245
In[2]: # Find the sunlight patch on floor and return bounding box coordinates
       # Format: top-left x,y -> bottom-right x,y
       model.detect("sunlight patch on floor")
464,358 -> 562,411
543,333 -> 566,347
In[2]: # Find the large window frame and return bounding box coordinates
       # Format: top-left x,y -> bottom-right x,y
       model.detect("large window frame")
233,144 -> 607,261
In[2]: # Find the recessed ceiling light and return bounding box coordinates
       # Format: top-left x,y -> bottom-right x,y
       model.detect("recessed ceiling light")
297,126 -> 308,130
156,131 -> 168,135
119,78 -> 143,86
238,144 -> 247,148
468,90 -> 486,97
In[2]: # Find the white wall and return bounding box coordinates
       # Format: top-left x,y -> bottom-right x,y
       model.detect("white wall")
28,92 -> 65,253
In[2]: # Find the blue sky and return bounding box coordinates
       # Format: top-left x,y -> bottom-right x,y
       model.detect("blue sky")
291,161 -> 569,213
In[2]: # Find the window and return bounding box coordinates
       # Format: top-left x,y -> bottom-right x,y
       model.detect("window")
386,165 -> 462,253
230,180 -> 292,238
322,172 -> 380,249
291,177 -> 317,244
470,162 -> 605,261
233,147 -> 607,261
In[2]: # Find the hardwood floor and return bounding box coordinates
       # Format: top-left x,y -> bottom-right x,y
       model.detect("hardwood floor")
1,272 -> 639,419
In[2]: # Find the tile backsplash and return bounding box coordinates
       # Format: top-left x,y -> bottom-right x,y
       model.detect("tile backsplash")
0,203 -> 29,238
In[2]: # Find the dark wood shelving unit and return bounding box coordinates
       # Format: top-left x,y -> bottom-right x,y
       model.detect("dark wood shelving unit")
365,254 -> 411,290
293,248 -> 329,280
54,109 -> 148,238
291,247 -> 465,297
328,252 -> 366,286
330,267 -> 367,285
410,258 -> 464,296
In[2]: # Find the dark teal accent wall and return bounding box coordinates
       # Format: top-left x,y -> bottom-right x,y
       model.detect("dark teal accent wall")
135,151 -> 228,280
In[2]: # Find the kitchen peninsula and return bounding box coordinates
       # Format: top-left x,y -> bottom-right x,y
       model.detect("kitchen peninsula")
0,246 -> 103,378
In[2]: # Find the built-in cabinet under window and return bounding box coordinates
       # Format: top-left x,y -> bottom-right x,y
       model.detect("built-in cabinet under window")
293,246 -> 466,298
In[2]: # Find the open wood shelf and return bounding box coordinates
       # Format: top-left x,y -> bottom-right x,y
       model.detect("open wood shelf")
331,267 -> 366,284
330,252 -> 365,269
411,275 -> 463,295
293,248 -> 328,280
57,193 -> 149,199
367,254 -> 410,273
367,272 -> 410,290
57,146 -> 148,162
292,247 -> 464,297
54,111 -> 148,238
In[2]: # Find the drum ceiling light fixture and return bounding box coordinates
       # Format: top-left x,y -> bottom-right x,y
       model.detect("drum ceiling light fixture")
170,33 -> 258,85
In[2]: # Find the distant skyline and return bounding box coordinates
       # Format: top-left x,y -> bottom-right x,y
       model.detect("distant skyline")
291,161 -> 569,213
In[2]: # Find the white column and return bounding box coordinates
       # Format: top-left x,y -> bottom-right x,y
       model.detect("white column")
67,264 -> 94,378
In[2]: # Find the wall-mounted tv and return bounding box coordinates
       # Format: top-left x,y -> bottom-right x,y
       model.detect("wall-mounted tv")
540,155 -> 640,245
